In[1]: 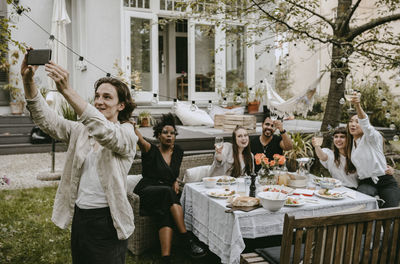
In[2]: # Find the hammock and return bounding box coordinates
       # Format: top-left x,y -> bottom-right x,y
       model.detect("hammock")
262,74 -> 324,118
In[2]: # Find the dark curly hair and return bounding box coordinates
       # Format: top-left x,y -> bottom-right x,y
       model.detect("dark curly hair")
153,113 -> 178,138
94,77 -> 136,123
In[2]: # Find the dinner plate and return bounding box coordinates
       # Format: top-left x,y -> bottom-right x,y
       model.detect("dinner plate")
215,176 -> 237,185
313,177 -> 342,187
206,189 -> 236,199
314,190 -> 345,200
262,185 -> 294,195
284,197 -> 305,207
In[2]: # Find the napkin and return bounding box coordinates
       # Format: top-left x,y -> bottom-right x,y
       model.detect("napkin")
293,189 -> 314,196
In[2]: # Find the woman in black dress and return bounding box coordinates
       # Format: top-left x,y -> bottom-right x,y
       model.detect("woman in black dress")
132,113 -> 205,263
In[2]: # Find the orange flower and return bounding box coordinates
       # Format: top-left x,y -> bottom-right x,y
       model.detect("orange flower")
255,157 -> 262,165
278,157 -> 286,165
273,154 -> 281,159
269,160 -> 276,167
255,153 -> 265,160
263,157 -> 269,165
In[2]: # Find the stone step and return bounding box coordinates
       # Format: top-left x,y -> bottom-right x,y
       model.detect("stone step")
0,143 -> 67,155
0,133 -> 31,144
0,115 -> 33,125
0,124 -> 35,134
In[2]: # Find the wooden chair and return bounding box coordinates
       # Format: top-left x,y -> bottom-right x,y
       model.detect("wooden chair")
256,208 -> 400,264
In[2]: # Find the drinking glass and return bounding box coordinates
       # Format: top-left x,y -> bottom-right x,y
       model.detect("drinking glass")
215,136 -> 224,150
314,132 -> 323,147
270,111 -> 278,121
344,88 -> 355,110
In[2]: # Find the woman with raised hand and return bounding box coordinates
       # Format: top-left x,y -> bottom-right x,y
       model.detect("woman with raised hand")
132,113 -> 206,263
312,127 -> 358,189
21,51 -> 138,263
347,93 -> 400,208
210,125 -> 254,177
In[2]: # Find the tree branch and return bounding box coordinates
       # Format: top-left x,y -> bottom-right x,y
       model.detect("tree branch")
250,0 -> 333,44
284,0 -> 334,28
355,38 -> 400,48
340,0 -> 362,33
348,13 -> 400,41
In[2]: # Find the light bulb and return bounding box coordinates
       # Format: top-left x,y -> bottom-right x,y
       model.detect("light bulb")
190,101 -> 197,111
336,78 -> 343,84
130,85 -> 136,98
390,122 -> 396,130
382,99 -> 387,107
340,57 -> 347,63
385,111 -> 391,119
207,100 -> 212,112
106,73 -> 111,77
221,97 -> 228,108
235,93 -> 242,105
378,87 -> 383,96
75,56 -> 87,71
46,35 -> 55,49
171,98 -> 178,112
393,135 -> 399,142
339,98 -> 345,104
152,93 -> 158,105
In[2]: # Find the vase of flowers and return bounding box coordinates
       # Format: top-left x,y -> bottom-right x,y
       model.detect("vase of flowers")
255,153 -> 286,185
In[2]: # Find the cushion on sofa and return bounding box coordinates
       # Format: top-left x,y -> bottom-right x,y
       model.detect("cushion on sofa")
127,174 -> 142,194
175,102 -> 214,126
183,165 -> 211,183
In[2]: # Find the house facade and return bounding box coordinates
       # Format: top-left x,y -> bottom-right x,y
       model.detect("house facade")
0,0 -> 276,115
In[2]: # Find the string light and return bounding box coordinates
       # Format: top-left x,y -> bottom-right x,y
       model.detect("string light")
382,99 -> 387,107
151,93 -> 158,105
221,97 -> 228,108
190,100 -> 197,111
46,35 -> 55,49
75,56 -> 87,71
106,73 -> 111,77
339,98 -> 345,104
207,100 -> 213,112
385,110 -> 390,119
390,122 -> 396,130
336,78 -> 343,84
171,98 -> 178,112
393,134 -> 399,142
378,87 -> 383,96
235,93 -> 242,105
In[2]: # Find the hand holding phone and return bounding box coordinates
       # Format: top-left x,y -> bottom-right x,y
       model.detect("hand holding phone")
27,49 -> 52,65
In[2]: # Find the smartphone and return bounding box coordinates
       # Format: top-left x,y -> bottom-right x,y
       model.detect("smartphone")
27,49 -> 52,65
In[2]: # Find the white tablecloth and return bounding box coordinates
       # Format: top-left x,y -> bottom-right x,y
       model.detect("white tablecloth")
181,183 -> 378,264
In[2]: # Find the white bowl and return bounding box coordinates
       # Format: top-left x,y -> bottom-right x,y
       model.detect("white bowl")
202,177 -> 217,188
257,191 -> 288,212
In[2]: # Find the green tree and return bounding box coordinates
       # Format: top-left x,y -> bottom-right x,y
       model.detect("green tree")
184,0 -> 400,130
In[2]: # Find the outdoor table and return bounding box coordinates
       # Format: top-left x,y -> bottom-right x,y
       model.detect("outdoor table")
181,181 -> 379,264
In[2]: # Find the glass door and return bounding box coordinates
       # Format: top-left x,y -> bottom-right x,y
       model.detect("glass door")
123,11 -> 158,103
188,19 -> 221,102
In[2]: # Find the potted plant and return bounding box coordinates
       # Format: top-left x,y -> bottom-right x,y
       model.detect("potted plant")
284,132 -> 314,172
138,111 -> 154,127
246,82 -> 265,113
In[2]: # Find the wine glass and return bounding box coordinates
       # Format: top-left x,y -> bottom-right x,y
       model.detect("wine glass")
215,136 -> 224,151
270,111 -> 278,121
344,88 -> 355,110
314,132 -> 324,147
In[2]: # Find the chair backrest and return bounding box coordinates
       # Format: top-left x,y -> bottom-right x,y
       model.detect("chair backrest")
280,208 -> 400,264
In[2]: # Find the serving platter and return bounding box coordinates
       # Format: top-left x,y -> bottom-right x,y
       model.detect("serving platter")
206,189 -> 236,199
313,177 -> 342,187
284,197 -> 305,207
215,176 -> 237,185
262,185 -> 294,195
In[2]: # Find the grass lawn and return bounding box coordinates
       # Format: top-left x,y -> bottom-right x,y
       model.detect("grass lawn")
0,186 -> 215,264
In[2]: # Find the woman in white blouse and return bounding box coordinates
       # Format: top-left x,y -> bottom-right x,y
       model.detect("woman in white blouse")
210,126 -> 254,177
312,127 -> 358,189
22,52 -> 137,263
347,93 -> 400,208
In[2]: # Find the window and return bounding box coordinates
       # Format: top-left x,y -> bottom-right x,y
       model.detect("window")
226,25 -> 246,93
160,0 -> 185,11
130,17 -> 152,91
194,24 -> 215,92
124,0 -> 150,9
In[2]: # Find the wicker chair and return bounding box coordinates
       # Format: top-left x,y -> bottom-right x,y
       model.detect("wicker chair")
126,153 -> 214,255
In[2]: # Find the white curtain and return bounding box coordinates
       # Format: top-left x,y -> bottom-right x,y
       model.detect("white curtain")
46,0 -> 71,114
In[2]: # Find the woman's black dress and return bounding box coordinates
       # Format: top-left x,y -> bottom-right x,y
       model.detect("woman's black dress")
134,144 -> 184,229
